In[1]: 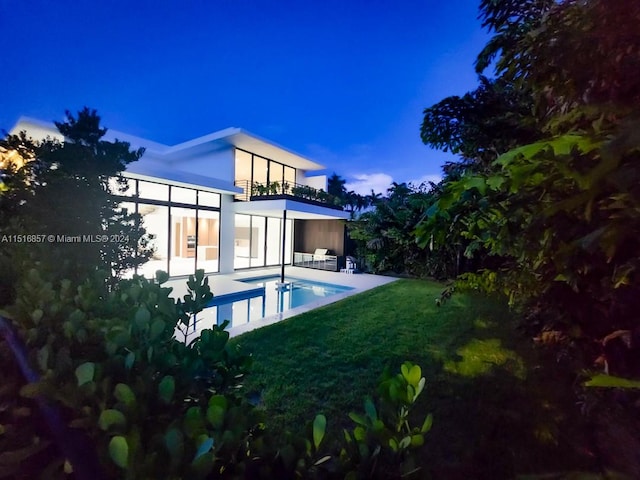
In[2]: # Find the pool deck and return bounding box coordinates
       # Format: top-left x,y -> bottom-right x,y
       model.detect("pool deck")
166,267 -> 397,337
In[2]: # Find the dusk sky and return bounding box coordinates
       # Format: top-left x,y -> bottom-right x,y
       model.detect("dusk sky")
2,0 -> 488,194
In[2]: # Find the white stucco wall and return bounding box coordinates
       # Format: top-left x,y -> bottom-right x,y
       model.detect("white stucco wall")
303,174 -> 328,191
169,148 -> 235,183
218,194 -> 236,273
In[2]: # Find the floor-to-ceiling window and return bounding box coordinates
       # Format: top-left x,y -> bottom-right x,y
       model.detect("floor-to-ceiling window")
169,206 -> 197,276
139,203 -> 170,278
283,218 -> 293,264
196,209 -> 220,273
117,200 -> 139,279
234,214 -> 251,269
113,177 -> 221,278
266,217 -> 281,265
233,214 -> 293,269
234,149 -> 297,195
250,216 -> 266,268
284,166 -> 295,193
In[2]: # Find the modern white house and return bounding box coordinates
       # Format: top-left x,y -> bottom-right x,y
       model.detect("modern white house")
9,118 -> 350,278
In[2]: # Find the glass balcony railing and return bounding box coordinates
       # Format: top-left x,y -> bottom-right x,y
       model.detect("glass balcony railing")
234,180 -> 344,210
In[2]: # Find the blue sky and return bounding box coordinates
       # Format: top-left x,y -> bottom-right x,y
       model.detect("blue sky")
1,0 -> 487,194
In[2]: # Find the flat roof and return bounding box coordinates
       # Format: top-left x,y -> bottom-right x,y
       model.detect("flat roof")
163,128 -> 325,171
10,118 -> 326,172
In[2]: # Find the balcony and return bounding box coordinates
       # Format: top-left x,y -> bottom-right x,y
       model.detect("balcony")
234,180 -> 344,210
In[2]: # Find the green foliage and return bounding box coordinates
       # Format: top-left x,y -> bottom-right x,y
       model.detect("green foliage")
0,268 -> 258,478
421,76 -> 543,168
349,182 -> 457,278
477,0 -> 640,116
417,2 -> 640,473
245,361 -> 435,480
0,108 -> 152,301
584,374 -> 640,390
340,362 -> 432,479
418,0 -> 640,374
1,267 -> 439,478
327,172 -> 347,199
417,117 -> 640,362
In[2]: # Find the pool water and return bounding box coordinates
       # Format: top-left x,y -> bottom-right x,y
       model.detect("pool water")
180,276 -> 353,342
245,276 -> 353,310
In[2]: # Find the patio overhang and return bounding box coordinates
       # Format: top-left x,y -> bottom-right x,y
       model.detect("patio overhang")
125,162 -> 243,195
233,198 -> 350,220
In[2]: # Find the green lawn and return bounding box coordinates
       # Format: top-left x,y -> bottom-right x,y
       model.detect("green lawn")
230,279 -> 591,478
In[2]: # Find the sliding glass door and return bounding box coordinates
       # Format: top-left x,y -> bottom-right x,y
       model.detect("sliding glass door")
234,214 -> 293,269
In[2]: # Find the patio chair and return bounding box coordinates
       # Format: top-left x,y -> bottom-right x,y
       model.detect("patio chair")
313,248 -> 329,268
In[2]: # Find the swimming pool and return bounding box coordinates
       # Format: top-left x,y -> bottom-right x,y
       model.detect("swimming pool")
181,276 -> 353,341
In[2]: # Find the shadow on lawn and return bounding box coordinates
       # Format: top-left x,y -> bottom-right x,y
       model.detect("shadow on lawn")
415,310 -> 595,479
233,284 -> 632,479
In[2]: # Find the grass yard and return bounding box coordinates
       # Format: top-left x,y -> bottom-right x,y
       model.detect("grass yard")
230,279 -> 593,478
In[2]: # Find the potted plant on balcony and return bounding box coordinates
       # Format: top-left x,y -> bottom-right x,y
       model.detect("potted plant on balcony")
291,185 -> 304,197
252,183 -> 268,197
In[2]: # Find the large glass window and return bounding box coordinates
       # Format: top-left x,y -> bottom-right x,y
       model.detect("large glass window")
266,217 -> 281,265
253,156 -> 268,186
250,217 -> 266,268
171,186 -> 197,204
234,215 -> 251,269
270,162 -> 284,187
234,214 -> 294,269
138,204 -> 169,278
113,179 -> 221,278
234,149 -> 297,198
170,206 -> 197,276
197,210 -> 219,273
199,191 -> 220,208
118,201 -> 138,279
284,166 -> 296,193
235,150 -> 252,183
284,218 -> 293,264
138,181 -> 169,201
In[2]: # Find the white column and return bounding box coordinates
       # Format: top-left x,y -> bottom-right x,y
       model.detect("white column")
218,194 -> 236,273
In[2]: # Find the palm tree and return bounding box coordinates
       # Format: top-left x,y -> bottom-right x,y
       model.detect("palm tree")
327,173 -> 347,199
366,189 -> 382,208
344,190 -> 359,219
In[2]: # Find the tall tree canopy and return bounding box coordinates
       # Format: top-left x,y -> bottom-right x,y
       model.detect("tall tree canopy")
421,76 -> 542,171
418,0 -> 640,376
0,108 -> 151,301
415,2 -> 640,472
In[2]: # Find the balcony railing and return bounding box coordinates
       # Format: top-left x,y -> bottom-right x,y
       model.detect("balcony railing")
234,179 -> 344,210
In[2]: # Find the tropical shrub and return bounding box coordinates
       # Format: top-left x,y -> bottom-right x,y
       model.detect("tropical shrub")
348,182 -> 457,278
340,362 -> 433,479
0,269 -> 255,479
417,1 -> 640,473
418,0 -> 640,374
0,267 -> 433,478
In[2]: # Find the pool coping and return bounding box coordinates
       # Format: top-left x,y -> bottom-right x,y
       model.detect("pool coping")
226,287 -> 359,337
166,266 -> 398,337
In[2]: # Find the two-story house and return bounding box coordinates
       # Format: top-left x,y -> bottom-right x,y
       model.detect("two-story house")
9,118 -> 350,278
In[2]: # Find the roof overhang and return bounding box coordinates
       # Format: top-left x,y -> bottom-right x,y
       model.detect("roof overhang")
9,117 -> 325,176
163,128 -> 325,171
125,162 -> 242,194
233,199 -> 349,220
